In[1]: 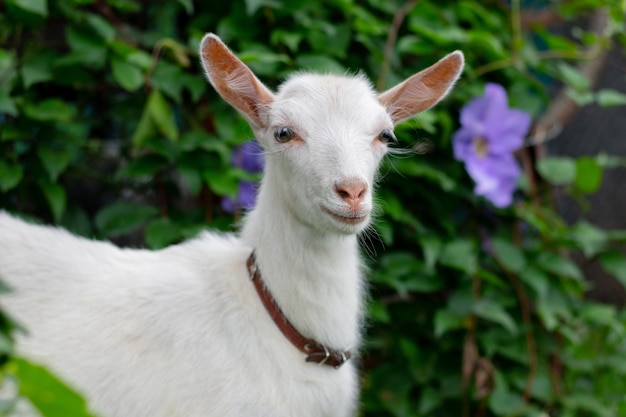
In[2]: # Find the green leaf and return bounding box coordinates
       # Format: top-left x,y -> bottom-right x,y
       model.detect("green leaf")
0,49 -> 16,92
580,303 -> 617,326
419,235 -> 442,272
13,357 -> 97,417
0,332 -> 14,356
60,205 -> 93,237
95,201 -> 159,237
473,299 -> 518,334
566,87 -> 594,106
178,167 -> 202,197
574,156 -> 602,193
145,218 -> 183,249
536,157 -> 576,185
391,159 -> 456,191
157,38 -> 191,68
562,394 -> 613,417
368,299 -> 390,324
0,160 -> 23,192
570,221 -> 607,257
131,90 -> 179,148
38,180 -> 66,222
21,51 -> 55,88
23,99 -> 76,122
374,252 -> 442,294
418,386 -> 443,415
85,13 -> 117,42
243,0 -> 279,15
557,62 -> 590,92
64,25 -> 107,68
181,74 -> 206,103
131,100 -> 157,149
599,251 -> 626,288
536,288 -> 571,330
434,309 -> 464,337
489,371 -> 525,415
439,239 -> 478,274
270,30 -> 303,52
115,154 -> 168,179
125,50 -> 153,70
150,61 -> 186,102
519,267 -> 549,300
179,131 -> 229,160
176,0 -> 193,13
37,146 -> 74,181
147,90 -> 178,142
203,167 -> 239,197
10,0 -> 48,17
535,252 -> 583,281
0,91 -> 17,116
491,238 -> 525,273
295,55 -> 345,73
596,89 -> 626,107
111,57 -> 144,92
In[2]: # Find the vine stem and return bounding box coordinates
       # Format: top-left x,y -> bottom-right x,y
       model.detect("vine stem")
511,0 -> 523,65
461,273 -> 481,417
507,267 -> 537,402
474,49 -> 599,78
95,0 -> 135,46
376,0 -> 419,92
201,185 -> 213,224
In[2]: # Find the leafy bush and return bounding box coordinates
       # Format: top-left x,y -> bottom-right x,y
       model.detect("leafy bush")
1,0 -> 626,416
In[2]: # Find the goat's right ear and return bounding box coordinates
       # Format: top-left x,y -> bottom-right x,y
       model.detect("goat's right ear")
379,51 -> 464,125
199,34 -> 275,129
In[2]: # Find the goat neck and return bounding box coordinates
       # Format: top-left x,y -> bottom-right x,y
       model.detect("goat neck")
240,165 -> 364,353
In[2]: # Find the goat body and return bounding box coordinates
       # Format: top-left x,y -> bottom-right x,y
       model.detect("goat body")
0,34 -> 463,417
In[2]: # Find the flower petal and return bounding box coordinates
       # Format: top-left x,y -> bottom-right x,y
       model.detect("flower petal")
485,108 -> 531,155
460,95 -> 489,135
238,181 -> 259,210
452,127 -> 476,162
464,154 -> 520,208
240,141 -> 265,173
231,140 -> 265,173
221,196 -> 236,213
485,178 -> 517,208
480,84 -> 511,131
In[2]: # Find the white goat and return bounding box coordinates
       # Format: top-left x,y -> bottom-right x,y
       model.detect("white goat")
0,34 -> 463,417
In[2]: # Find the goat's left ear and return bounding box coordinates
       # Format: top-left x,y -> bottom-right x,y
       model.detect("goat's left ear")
199,33 -> 275,129
378,51 -> 464,125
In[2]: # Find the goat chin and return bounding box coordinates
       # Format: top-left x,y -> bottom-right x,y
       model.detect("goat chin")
0,33 -> 463,417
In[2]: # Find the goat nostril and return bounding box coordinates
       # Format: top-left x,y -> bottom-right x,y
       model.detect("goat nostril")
337,189 -> 351,200
335,180 -> 368,203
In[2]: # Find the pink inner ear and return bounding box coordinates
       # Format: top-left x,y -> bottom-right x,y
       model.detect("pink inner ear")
200,35 -> 274,128
379,51 -> 464,124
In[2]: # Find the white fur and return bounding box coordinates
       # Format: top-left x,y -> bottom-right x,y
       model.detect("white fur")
0,34 -> 463,417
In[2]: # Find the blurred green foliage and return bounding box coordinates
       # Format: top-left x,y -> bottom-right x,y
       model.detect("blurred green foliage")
1,0 -> 626,416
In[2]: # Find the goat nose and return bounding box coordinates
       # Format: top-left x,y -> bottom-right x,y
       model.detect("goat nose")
335,179 -> 368,208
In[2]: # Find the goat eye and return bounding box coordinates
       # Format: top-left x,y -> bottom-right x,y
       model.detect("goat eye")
274,126 -> 295,143
379,129 -> 397,145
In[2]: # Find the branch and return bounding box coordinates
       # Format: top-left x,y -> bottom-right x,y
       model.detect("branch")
95,0 -> 136,46
529,9 -> 610,146
376,0 -> 419,91
506,269 -> 537,402
520,7 -> 563,31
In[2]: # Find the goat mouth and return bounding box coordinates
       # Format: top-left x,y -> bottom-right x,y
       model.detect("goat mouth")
321,206 -> 368,225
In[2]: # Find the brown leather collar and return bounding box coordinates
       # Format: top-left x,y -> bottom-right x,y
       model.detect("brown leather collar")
246,251 -> 352,369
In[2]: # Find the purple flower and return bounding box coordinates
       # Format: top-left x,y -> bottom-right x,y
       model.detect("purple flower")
231,140 -> 265,173
452,84 -> 531,208
221,140 -> 265,213
222,181 -> 260,212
